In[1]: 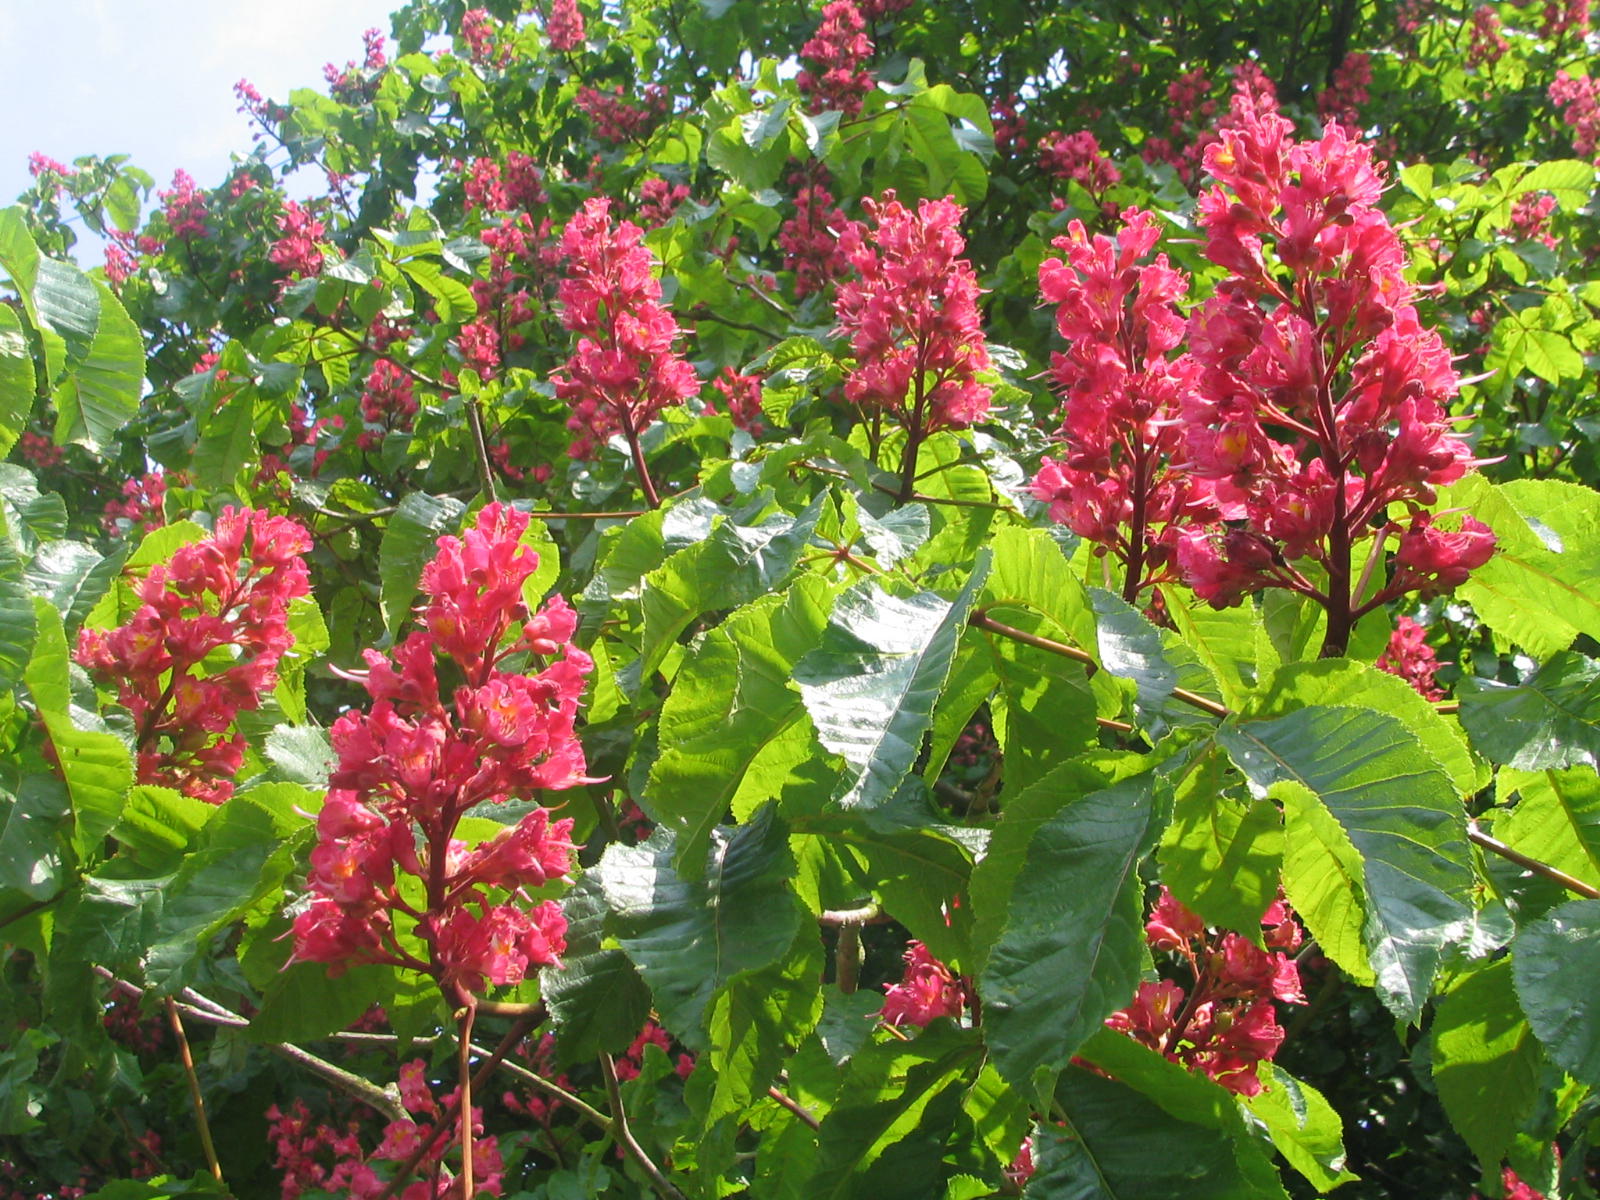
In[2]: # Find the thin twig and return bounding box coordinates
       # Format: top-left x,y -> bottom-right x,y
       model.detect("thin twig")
165,998 -> 224,1184
600,1052 -> 686,1200
835,920 -> 862,994
765,1085 -> 821,1130
474,1046 -> 613,1132
819,902 -> 882,926
1469,823 -> 1600,899
535,509 -> 648,521
457,1005 -> 476,1200
274,1042 -> 409,1124
465,395 -> 499,504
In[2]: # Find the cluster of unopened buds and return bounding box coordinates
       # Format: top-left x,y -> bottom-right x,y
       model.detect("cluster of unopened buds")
1106,888 -> 1305,1096
290,504 -> 591,1000
75,507 -> 312,805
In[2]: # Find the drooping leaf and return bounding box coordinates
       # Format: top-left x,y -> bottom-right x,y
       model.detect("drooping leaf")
50,278 -> 143,452
1242,1065 -> 1359,1193
250,963 -> 396,1044
795,556 -> 991,811
980,773 -> 1158,1101
594,804 -> 804,1050
1511,898 -> 1600,1086
1458,651 -> 1600,770
0,776 -> 72,900
1219,706 -> 1472,1020
1431,958 -> 1545,1168
544,877 -> 653,1064
0,304 -> 35,460
1091,587 -> 1222,734
1276,780 -> 1375,988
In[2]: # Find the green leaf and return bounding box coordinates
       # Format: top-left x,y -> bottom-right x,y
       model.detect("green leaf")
1431,958 -> 1545,1168
192,386 -> 257,490
1512,898 -> 1600,1086
50,278 -> 143,452
1242,1065 -> 1359,1193
401,257 -> 477,324
1450,476 -> 1600,657
0,776 -> 72,900
806,1022 -> 981,1199
1027,1066 -> 1273,1199
1218,706 -> 1472,1020
1277,780 -> 1375,988
24,540 -> 124,638
25,599 -> 132,859
638,493 -> 824,684
1158,744 -> 1283,938
379,492 -> 466,631
544,877 -> 653,1064
1075,1029 -> 1288,1198
0,304 -> 35,459
1162,588 -> 1268,709
1252,658 -> 1486,798
250,962 -> 394,1043
980,774 -> 1157,1101
703,926 -> 824,1126
649,576 -> 834,876
0,513 -> 37,689
1496,767 -> 1600,891
1091,587 -> 1221,734
595,805 -> 804,1050
111,785 -> 215,869
795,556 -> 991,811
1458,651 -> 1600,770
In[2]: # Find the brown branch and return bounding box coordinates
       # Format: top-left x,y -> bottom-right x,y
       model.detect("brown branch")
457,1005 -> 477,1200
535,509 -> 648,521
835,920 -> 863,994
1469,823 -> 1600,900
600,1052 -> 685,1200
765,1085 -> 821,1130
465,394 -> 499,504
166,998 -> 224,1184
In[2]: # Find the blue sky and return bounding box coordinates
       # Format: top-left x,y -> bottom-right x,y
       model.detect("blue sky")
0,0 -> 399,231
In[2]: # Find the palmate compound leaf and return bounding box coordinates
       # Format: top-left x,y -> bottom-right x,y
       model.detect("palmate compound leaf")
593,803 -> 804,1052
647,573 -> 836,878
978,773 -> 1160,1104
794,553 -> 990,811
1218,705 -> 1474,1022
1511,898 -> 1600,1086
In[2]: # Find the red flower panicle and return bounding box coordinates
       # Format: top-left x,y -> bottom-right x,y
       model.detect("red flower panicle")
290,504 -> 589,999
880,940 -> 965,1026
75,508 -> 313,805
834,192 -> 992,499
778,178 -> 852,298
554,198 -> 698,464
269,201 -> 326,279
709,367 -> 766,434
1377,614 -> 1445,700
797,0 -> 875,116
546,0 -> 586,50
159,169 -> 209,241
1105,888 -> 1305,1096
1031,208 -> 1214,599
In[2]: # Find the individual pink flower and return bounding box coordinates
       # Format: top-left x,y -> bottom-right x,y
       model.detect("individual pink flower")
880,941 -> 965,1026
834,192 -> 992,500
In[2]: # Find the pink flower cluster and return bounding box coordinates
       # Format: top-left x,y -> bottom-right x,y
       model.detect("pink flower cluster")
462,154 -> 548,215
1510,192 -> 1560,249
324,27 -> 387,103
460,8 -> 507,66
574,84 -> 672,145
637,177 -> 691,229
1377,614 -> 1445,700
1539,0 -> 1591,38
471,212 -> 559,358
1467,5 -> 1509,67
880,941 -> 965,1026
797,0 -> 875,115
1038,130 -> 1121,196
554,198 -> 699,461
546,0 -> 586,50
1551,71 -> 1600,163
290,504 -> 590,998
267,1066 -> 505,1200
1106,888 -> 1305,1096
159,170 -> 208,241
778,178 -> 852,298
75,508 -> 312,805
991,95 -> 1029,155
710,367 -> 765,433
1030,208 -> 1212,599
833,192 -> 992,433
101,471 -> 172,538
358,358 -> 419,450
1317,51 -> 1371,130
269,201 -> 326,279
